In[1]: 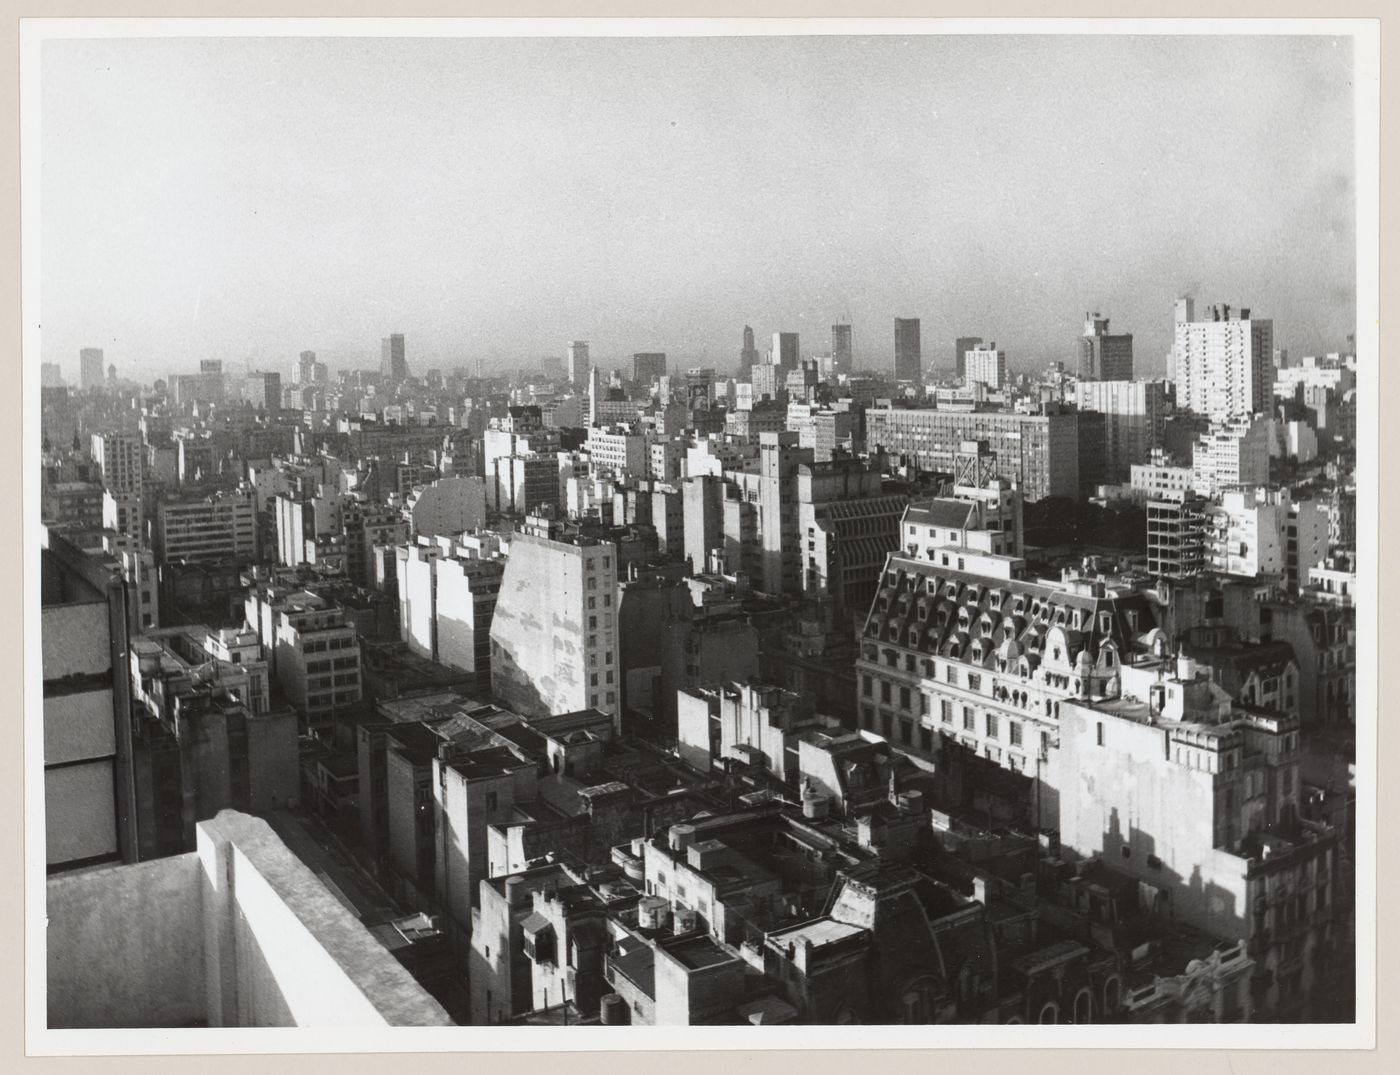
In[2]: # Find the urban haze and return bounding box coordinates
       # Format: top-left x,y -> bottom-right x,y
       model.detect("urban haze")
36,29 -> 1358,1032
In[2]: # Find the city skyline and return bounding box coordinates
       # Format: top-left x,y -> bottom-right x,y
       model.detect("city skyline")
39,33 -> 1356,381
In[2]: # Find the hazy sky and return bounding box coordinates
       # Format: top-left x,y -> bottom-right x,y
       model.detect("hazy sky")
38,33 -> 1357,382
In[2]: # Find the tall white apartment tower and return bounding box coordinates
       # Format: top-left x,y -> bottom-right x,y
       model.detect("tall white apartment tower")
1172,300 -> 1273,422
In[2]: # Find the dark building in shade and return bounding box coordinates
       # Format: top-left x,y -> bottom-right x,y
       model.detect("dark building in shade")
632,353 -> 667,385
381,333 -> 408,385
740,326 -> 759,376
831,324 -> 853,377
894,318 -> 922,382
1078,314 -> 1133,381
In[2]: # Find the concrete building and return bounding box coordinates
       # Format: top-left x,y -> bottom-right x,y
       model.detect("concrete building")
587,426 -> 650,478
739,326 -> 760,376
894,318 -> 922,382
396,537 -> 504,681
243,589 -> 362,733
954,337 -> 982,382
381,333 -> 407,385
1207,488 -> 1329,591
490,531 -> 621,724
770,332 -> 799,370
403,475 -> 488,539
831,324 -> 853,377
964,343 -> 1007,390
1130,449 -> 1194,503
80,347 -> 105,391
865,406 -> 1080,503
633,352 -> 667,385
567,340 -> 591,390
1147,496 -> 1211,579
1077,314 -> 1134,381
127,625 -> 298,857
41,361 -> 64,387
242,371 -> 282,411
46,811 -> 453,1028
1075,380 -> 1171,483
1191,417 -> 1272,499
1056,656 -> 1338,1021
153,488 -> 259,566
40,528 -> 138,870
1172,300 -> 1273,422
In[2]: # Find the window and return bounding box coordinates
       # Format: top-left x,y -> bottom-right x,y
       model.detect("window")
589,616 -> 598,629
1009,720 -> 1022,746
588,596 -> 596,609
919,727 -> 933,752
967,673 -> 981,692
963,707 -> 974,731
899,686 -> 912,711
861,705 -> 875,729
881,682 -> 892,704
900,720 -> 913,745
985,713 -> 999,739
1096,722 -> 1105,747
485,791 -> 499,811
591,673 -> 599,687
945,665 -> 958,686
940,699 -> 952,724
862,675 -> 873,698
881,712 -> 893,738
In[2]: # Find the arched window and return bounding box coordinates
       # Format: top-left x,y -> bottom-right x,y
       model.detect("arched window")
1103,977 -> 1122,1016
1073,987 -> 1092,1024
1039,1001 -> 1059,1024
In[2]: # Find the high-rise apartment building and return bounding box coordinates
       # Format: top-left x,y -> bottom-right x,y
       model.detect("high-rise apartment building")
242,371 -> 282,412
41,362 -> 64,388
770,332 -> 799,370
1172,300 -> 1273,422
380,334 -> 407,385
567,340 -> 591,389
954,337 -> 982,381
489,531 -> 621,725
633,352 -> 667,385
1078,314 -> 1134,381
894,318 -> 922,382
831,324 -> 853,377
80,348 -> 105,392
964,343 -> 1007,389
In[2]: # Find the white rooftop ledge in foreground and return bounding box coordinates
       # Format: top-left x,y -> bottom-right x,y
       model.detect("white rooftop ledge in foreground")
47,809 -> 454,1028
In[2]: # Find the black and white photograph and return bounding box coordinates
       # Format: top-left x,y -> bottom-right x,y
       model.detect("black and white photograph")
21,17 -> 1377,1051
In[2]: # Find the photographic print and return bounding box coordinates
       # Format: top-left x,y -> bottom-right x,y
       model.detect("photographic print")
22,17 -> 1376,1051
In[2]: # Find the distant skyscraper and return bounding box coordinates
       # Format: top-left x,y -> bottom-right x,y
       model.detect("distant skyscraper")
567,340 -> 591,390
954,337 -> 982,381
831,324 -> 853,377
79,348 -> 104,391
894,318 -> 922,381
1172,300 -> 1272,422
1078,313 -> 1134,381
381,334 -> 407,385
40,362 -> 63,388
740,326 -> 759,375
633,352 -> 667,385
770,332 -> 799,370
964,343 -> 1007,389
